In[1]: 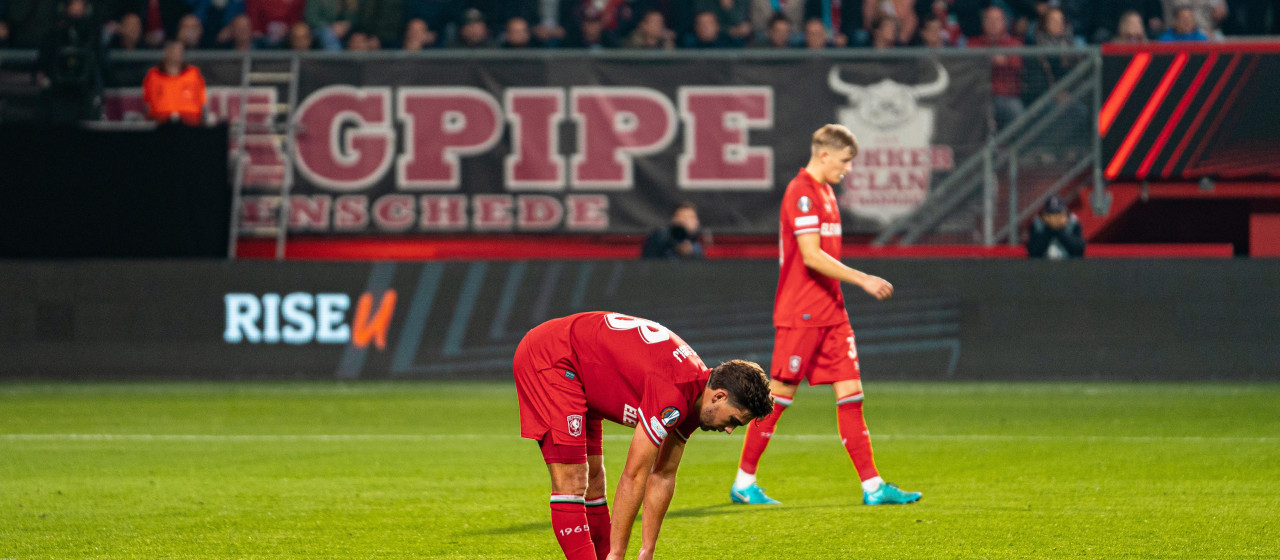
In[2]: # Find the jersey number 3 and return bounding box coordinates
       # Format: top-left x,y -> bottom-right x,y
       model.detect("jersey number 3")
605,313 -> 672,344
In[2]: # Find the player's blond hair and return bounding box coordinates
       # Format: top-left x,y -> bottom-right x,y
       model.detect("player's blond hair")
811,124 -> 858,157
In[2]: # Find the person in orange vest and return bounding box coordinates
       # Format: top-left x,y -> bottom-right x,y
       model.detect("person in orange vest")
142,38 -> 207,125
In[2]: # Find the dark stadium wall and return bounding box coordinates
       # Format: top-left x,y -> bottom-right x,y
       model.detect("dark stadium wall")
0,125 -> 230,258
2,260 -> 1278,382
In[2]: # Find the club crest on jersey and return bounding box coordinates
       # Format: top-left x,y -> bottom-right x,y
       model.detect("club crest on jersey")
789,355 -> 802,373
566,414 -> 584,437
659,406 -> 681,428
797,196 -> 812,213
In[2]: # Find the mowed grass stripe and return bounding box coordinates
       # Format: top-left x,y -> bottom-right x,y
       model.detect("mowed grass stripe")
3,433 -> 1278,443
1,381 -> 1278,559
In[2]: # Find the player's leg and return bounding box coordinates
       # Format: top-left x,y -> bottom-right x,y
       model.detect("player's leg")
517,359 -> 598,560
546,456 -> 596,560
818,325 -> 921,505
731,327 -> 817,505
583,417 -> 610,560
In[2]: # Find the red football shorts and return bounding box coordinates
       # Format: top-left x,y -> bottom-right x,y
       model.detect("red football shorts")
514,336 -> 603,464
770,322 -> 861,386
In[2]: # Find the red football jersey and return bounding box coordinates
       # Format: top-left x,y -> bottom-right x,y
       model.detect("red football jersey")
527,312 -> 710,446
775,169 -> 848,327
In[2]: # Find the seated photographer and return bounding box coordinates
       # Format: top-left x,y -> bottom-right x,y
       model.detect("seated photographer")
641,201 -> 706,260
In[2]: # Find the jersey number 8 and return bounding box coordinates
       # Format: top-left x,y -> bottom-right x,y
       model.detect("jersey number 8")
605,313 -> 672,345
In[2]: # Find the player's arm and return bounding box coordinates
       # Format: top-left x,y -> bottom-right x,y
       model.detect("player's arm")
607,423 -> 661,560
636,434 -> 685,560
796,232 -> 893,300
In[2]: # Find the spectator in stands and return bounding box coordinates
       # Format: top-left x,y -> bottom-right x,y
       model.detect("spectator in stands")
564,8 -> 619,48
0,0 -> 11,48
36,0 -> 105,123
925,0 -> 963,46
142,38 -> 206,125
686,10 -> 733,48
501,16 -> 539,48
401,18 -> 437,50
287,20 -> 314,50
1160,0 -> 1226,39
642,202 -> 706,260
968,6 -> 1024,131
750,0 -> 804,42
305,0 -> 356,51
355,0 -> 403,47
347,28 -> 381,50
1026,196 -> 1085,259
192,0 -> 245,48
694,0 -> 751,47
916,14 -> 947,48
246,0 -> 303,48
404,0 -> 451,42
763,11 -> 794,48
1112,10 -> 1150,43
177,13 -> 202,49
452,7 -> 493,48
625,9 -> 675,50
864,0 -> 917,45
219,13 -> 254,50
1159,5 -> 1211,40
108,11 -> 143,50
137,0 -> 189,48
1087,0 -> 1163,43
803,16 -> 836,49
869,14 -> 898,49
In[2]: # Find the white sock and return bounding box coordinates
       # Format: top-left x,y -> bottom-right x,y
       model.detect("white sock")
733,469 -> 757,490
861,476 -> 884,493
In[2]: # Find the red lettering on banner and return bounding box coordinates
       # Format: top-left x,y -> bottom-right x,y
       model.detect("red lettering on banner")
334,195 -> 370,231
678,87 -> 774,190
505,88 -> 566,190
293,86 -> 394,191
931,146 -> 954,169
290,195 -> 332,231
517,195 -> 565,230
397,87 -> 503,190
565,195 -> 609,231
240,196 -> 280,230
474,195 -> 515,231
420,195 -> 468,231
372,195 -> 415,232
570,87 -> 677,189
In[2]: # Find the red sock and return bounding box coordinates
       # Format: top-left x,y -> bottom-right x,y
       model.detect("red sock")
737,394 -> 792,474
550,495 -> 595,560
584,497 -> 610,560
837,393 -> 879,481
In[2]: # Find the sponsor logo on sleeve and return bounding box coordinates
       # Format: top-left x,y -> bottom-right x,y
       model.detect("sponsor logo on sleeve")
648,417 -> 669,441
567,414 -> 584,437
660,406 -> 681,428
798,196 -> 812,213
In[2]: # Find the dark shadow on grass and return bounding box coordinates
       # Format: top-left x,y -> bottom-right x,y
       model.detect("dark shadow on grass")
665,503 -> 835,519
469,520 -> 548,536
471,503 -> 848,536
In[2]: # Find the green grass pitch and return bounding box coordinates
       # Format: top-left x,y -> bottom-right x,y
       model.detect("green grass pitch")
2,381 -> 1278,559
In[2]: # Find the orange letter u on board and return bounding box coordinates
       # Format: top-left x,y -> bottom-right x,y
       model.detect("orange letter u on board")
352,290 -> 397,349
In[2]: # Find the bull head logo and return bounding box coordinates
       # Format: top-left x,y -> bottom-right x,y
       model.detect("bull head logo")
827,61 -> 949,130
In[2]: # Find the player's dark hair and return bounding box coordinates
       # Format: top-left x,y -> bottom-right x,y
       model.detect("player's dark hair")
708,360 -> 774,421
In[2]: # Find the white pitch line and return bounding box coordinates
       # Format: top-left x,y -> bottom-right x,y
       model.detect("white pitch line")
1,433 -> 1276,444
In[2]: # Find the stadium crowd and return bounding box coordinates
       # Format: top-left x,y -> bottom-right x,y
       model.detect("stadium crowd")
1,0 -> 1277,53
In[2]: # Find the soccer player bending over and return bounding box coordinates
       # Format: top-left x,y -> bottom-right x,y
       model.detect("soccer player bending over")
730,124 -> 922,507
515,311 -> 774,560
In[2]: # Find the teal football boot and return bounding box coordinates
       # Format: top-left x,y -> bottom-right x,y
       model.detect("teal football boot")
730,483 -> 782,505
863,482 -> 922,505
